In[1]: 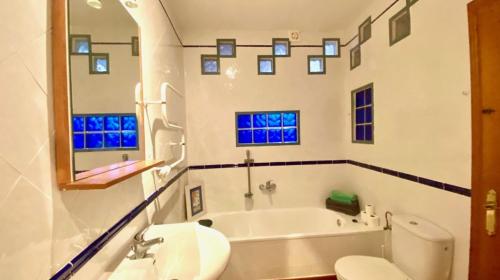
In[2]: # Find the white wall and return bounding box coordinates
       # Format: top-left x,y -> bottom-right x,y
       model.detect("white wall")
0,1 -> 187,280
341,0 -> 472,279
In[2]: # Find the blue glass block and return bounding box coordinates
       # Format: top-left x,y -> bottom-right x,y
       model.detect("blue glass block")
274,43 -> 288,56
104,133 -> 121,148
121,116 -> 137,131
365,107 -> 373,123
355,91 -> 365,107
237,114 -> 252,128
268,129 -> 283,143
121,132 -> 137,148
86,133 -> 103,149
365,88 -> 372,104
253,114 -> 267,128
76,41 -> 89,54
86,116 -> 104,131
219,44 -> 234,56
95,58 -> 108,72
356,108 -> 365,124
259,59 -> 273,73
325,42 -> 338,56
309,58 -> 324,73
283,128 -> 298,143
203,59 -> 218,73
73,134 -> 84,149
267,113 -> 282,127
283,112 -> 297,126
253,129 -> 267,144
356,125 -> 365,141
238,130 -> 252,144
72,116 -> 85,132
365,125 -> 373,141
104,116 -> 120,131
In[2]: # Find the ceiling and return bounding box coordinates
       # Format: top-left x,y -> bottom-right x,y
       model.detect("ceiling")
165,0 -> 373,34
70,0 -> 137,29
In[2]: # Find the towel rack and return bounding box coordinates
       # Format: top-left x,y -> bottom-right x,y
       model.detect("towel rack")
135,82 -> 184,130
152,135 -> 186,178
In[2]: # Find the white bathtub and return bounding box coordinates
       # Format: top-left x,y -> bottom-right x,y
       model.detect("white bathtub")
199,208 -> 385,279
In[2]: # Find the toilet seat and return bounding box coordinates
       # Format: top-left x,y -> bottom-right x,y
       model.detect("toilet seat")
335,256 -> 411,280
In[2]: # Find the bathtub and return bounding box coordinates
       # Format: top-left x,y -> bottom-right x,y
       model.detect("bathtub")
199,208 -> 385,279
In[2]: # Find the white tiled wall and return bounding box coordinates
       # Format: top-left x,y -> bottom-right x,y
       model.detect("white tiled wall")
0,1 -> 187,279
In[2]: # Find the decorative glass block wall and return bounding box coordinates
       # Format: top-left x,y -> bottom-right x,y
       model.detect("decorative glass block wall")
72,114 -> 139,151
236,111 -> 300,146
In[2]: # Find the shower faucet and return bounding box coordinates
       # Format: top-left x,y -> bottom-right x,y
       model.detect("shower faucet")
259,180 -> 277,192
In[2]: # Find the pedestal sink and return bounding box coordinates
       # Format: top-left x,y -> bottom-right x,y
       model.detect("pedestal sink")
110,222 -> 231,280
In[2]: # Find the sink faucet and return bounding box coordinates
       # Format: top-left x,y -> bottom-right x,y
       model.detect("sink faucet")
130,227 -> 164,260
259,180 -> 277,192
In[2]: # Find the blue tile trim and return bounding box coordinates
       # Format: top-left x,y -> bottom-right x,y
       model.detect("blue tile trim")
50,167 -> 189,280
189,159 -> 471,198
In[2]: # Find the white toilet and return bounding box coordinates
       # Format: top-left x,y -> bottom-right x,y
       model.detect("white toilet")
335,215 -> 453,280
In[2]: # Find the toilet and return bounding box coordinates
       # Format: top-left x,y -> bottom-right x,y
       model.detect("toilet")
335,215 -> 453,280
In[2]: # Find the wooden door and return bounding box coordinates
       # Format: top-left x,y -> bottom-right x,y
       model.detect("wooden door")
468,0 -> 500,279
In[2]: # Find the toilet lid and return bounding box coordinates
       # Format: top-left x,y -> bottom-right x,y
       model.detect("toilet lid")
335,256 -> 411,280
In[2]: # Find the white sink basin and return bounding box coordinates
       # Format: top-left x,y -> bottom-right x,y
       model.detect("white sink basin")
110,222 -> 231,280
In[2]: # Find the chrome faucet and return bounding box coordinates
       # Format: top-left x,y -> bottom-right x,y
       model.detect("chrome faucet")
259,180 -> 277,192
129,227 -> 164,260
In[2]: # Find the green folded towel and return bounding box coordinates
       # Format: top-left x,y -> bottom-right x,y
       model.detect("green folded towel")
330,191 -> 357,205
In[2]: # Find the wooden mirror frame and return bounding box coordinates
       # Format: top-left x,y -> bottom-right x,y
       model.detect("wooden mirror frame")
52,0 -> 163,190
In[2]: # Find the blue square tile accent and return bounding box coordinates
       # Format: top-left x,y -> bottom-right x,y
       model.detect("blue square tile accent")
283,112 -> 297,126
86,133 -> 103,149
268,129 -> 282,143
253,114 -> 267,128
267,113 -> 282,127
253,129 -> 267,143
85,116 -> 104,131
238,130 -> 252,144
237,114 -> 251,128
73,134 -> 84,149
73,116 -> 85,132
121,132 -> 137,148
105,116 -> 120,131
356,126 -> 365,141
121,116 -> 137,131
283,128 -> 298,143
104,133 -> 121,148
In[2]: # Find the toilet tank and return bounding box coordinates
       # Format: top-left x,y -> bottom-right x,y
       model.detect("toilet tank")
391,215 -> 454,280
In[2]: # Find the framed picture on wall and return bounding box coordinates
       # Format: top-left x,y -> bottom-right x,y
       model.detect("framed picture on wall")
185,183 -> 206,220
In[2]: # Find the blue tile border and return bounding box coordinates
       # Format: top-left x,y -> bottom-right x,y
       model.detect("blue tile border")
189,159 -> 471,197
50,167 -> 188,280
52,158 -> 470,279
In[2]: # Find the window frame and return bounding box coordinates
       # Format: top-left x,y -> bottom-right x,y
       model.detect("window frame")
217,38 -> 237,58
69,34 -> 92,55
257,55 -> 275,75
72,113 -> 140,152
351,83 -> 374,144
235,110 -> 301,147
389,7 -> 411,46
323,38 -> 341,58
201,54 -> 220,75
308,55 -> 326,75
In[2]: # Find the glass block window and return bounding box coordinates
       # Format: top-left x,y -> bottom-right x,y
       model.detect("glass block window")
258,55 -> 275,75
131,36 -> 140,56
352,84 -> 374,143
308,56 -> 325,74
236,111 -> 300,146
272,38 -> 291,57
201,55 -> 220,75
390,8 -> 411,46
70,34 -> 91,55
350,45 -> 361,70
72,114 -> 139,151
359,17 -> 372,44
217,39 -> 236,57
90,53 -> 109,74
323,38 -> 340,57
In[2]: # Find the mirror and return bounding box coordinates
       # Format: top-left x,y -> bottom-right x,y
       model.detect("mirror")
67,0 -> 142,179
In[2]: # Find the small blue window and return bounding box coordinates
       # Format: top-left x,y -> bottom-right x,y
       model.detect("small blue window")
258,56 -> 275,75
72,113 -> 139,151
201,55 -> 219,75
90,53 -> 109,74
217,39 -> 236,57
308,56 -> 325,74
236,111 -> 300,146
352,84 -> 374,143
70,35 -> 91,55
273,38 -> 290,57
323,38 -> 340,57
